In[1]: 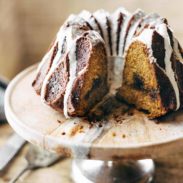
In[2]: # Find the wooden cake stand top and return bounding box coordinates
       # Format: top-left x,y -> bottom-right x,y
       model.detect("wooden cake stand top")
5,65 -> 183,160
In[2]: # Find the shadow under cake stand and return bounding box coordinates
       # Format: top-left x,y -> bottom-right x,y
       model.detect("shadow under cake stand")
5,65 -> 183,183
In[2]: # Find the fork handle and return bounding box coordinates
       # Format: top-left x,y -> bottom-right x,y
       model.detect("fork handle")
9,164 -> 33,183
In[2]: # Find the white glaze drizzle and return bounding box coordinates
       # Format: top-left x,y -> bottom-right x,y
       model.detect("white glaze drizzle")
41,16 -> 87,102
63,39 -> 78,118
78,10 -> 101,34
119,9 -> 145,57
37,14 -> 76,73
86,30 -> 105,45
93,9 -> 111,56
110,8 -> 130,56
124,10 -> 145,50
41,26 -> 74,101
123,9 -> 145,54
134,13 -> 160,36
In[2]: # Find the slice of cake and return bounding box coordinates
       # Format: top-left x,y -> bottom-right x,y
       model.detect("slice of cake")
118,18 -> 183,118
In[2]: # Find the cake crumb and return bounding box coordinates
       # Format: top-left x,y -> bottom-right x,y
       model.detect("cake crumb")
122,134 -> 126,138
89,124 -> 94,129
113,114 -> 123,123
113,114 -> 119,119
98,124 -> 103,128
57,120 -> 63,124
79,130 -> 85,133
128,111 -> 134,116
155,120 -> 160,124
112,132 -> 116,137
78,125 -> 84,133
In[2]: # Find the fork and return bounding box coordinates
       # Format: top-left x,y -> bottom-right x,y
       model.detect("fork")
9,145 -> 62,183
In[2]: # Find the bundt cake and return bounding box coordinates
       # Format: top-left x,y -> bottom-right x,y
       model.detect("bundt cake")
33,7 -> 183,119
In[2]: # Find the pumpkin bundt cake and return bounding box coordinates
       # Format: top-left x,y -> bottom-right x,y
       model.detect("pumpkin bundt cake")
33,7 -> 183,119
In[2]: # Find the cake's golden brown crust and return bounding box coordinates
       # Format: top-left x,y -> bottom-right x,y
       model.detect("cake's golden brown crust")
118,41 -> 176,118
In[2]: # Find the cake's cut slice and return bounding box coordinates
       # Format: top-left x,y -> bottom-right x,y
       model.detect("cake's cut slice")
41,31 -> 108,118
118,40 -> 174,118
110,7 -> 130,56
118,21 -> 183,118
65,31 -> 108,117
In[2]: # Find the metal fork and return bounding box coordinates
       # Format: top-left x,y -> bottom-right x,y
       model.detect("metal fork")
9,145 -> 62,183
0,77 -> 8,122
0,87 -> 6,122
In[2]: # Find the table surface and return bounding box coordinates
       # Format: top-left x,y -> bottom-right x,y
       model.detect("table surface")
0,124 -> 183,183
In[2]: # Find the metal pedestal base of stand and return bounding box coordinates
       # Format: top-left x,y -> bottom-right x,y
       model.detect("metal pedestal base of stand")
72,159 -> 155,183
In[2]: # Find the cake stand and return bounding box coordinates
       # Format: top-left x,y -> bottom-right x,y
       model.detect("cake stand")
5,65 -> 183,183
